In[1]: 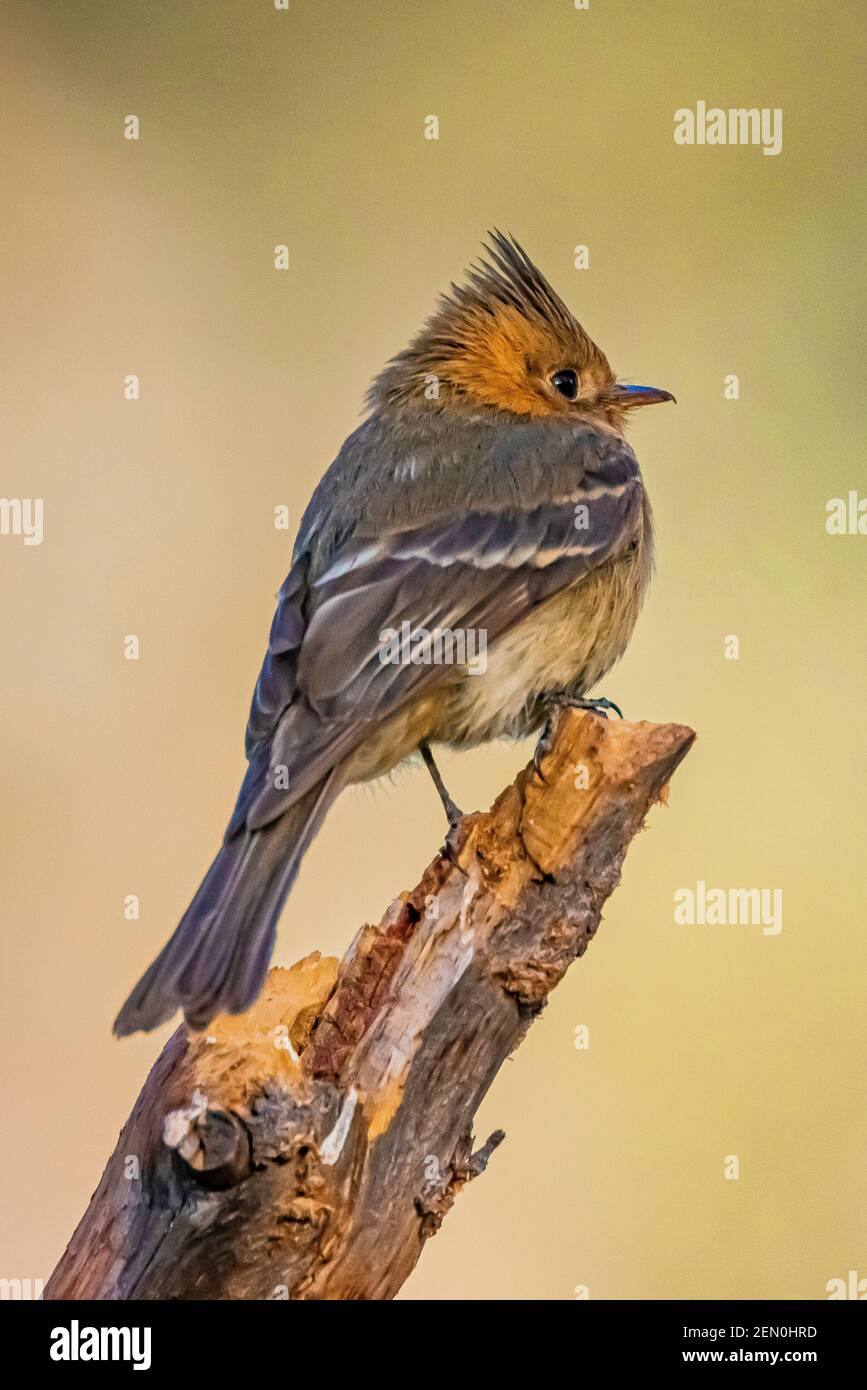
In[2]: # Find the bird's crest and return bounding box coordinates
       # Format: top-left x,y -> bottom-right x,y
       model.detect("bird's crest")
368,232 -> 609,415
451,231 -> 585,342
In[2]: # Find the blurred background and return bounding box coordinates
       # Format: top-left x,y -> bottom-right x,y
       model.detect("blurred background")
1,0 -> 864,1299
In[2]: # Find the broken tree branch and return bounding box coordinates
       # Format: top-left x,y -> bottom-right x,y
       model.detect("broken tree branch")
45,709 -> 695,1301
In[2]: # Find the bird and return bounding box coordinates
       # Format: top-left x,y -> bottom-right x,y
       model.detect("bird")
114,232 -> 674,1036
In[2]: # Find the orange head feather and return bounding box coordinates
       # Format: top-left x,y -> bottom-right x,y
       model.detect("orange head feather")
369,232 -> 674,429
369,232 -> 614,420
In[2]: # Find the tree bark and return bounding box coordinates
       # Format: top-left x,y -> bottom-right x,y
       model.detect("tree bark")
45,709 -> 695,1301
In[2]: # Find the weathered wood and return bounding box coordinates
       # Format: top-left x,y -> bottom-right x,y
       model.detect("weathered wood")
45,709 -> 694,1301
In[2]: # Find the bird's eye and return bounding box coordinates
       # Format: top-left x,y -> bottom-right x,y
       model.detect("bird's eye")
551,369 -> 579,401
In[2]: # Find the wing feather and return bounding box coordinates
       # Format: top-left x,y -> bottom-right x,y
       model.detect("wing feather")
234,420 -> 643,833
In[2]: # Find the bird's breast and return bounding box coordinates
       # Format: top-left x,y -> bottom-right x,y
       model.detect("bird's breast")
434,494 -> 654,747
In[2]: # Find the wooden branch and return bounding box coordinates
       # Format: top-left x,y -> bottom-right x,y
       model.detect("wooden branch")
45,710 -> 694,1301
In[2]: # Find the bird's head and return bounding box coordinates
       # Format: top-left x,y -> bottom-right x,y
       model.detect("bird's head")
369,232 -> 674,432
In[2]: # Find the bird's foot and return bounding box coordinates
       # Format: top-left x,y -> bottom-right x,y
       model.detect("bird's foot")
442,818 -> 467,870
534,695 -> 624,778
561,695 -> 624,720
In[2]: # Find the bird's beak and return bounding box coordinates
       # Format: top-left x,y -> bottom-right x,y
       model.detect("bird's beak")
612,383 -> 676,409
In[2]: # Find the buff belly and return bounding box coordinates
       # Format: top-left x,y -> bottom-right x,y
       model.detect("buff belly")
435,508 -> 653,747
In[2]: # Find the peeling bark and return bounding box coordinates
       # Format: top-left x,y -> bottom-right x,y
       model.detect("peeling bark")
45,710 -> 695,1301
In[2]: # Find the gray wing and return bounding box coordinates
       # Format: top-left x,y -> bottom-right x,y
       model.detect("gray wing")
228,421 -> 643,836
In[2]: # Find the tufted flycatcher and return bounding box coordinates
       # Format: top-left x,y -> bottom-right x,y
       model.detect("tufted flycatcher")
114,233 -> 674,1036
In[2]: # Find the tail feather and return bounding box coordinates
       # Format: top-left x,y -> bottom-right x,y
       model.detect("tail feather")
113,773 -> 339,1036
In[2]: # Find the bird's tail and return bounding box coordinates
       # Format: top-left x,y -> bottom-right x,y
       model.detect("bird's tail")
113,773 -> 340,1036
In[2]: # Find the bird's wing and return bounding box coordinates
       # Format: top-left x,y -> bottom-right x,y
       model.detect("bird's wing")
229,424 -> 643,835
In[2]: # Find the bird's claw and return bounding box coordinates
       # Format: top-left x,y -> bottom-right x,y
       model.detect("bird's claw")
534,726 -> 553,779
569,696 -> 624,720
534,695 -> 624,781
441,816 -> 468,872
